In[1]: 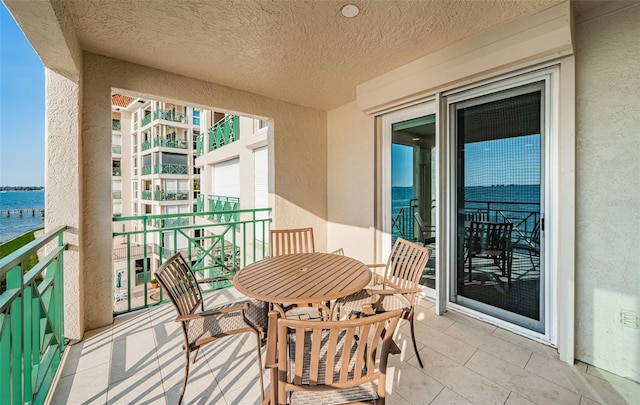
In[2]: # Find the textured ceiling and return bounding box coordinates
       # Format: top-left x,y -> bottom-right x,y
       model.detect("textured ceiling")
66,0 -> 564,110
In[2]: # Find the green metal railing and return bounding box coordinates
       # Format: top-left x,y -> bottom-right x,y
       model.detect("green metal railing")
112,209 -> 271,314
0,225 -> 68,404
141,191 -> 152,200
196,194 -> 205,212
153,137 -> 189,150
208,195 -> 240,222
141,141 -> 152,151
146,217 -> 190,228
154,109 -> 187,124
112,144 -> 121,154
154,164 -> 189,175
112,191 -> 122,199
141,166 -> 152,175
112,120 -> 121,131
141,115 -> 152,126
153,190 -> 189,201
112,167 -> 121,176
208,115 -> 239,152
195,134 -> 204,157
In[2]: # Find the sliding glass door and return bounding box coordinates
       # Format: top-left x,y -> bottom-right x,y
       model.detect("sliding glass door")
450,82 -> 545,333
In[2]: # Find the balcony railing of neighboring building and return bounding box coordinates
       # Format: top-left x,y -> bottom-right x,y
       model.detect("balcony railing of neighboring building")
112,144 -> 122,154
153,190 -> 189,201
141,140 -> 152,151
0,225 -> 68,404
112,120 -> 121,131
141,114 -> 152,127
154,109 -> 188,124
112,208 -> 271,314
153,136 -> 189,150
146,217 -> 190,228
112,167 -> 121,176
196,194 -> 205,213
153,164 -> 189,175
112,191 -> 122,199
141,191 -> 152,200
133,168 -> 138,176
195,134 -> 204,157
141,166 -> 152,175
207,195 -> 240,222
208,115 -> 239,152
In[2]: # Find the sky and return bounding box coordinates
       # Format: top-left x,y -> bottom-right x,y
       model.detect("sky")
0,3 -> 45,187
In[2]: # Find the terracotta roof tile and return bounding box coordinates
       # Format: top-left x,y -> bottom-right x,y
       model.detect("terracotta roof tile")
112,94 -> 135,108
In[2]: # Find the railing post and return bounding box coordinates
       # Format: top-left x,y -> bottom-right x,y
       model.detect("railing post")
8,263 -> 23,405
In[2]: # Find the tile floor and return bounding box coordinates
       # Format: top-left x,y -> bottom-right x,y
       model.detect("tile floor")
50,288 -> 639,405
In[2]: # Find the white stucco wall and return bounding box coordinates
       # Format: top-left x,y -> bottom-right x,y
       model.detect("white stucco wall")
81,53 -> 327,330
327,101 -> 376,263
574,3 -> 640,382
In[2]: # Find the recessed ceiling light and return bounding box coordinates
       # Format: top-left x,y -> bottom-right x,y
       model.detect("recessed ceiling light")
341,4 -> 359,18
412,137 -> 421,141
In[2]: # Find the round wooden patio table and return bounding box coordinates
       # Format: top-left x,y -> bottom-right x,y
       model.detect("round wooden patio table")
234,252 -> 371,305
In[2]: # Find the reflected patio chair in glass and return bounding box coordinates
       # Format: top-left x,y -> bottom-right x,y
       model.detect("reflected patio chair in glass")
467,221 -> 514,285
414,212 -> 435,245
155,252 -> 268,404
332,238 -> 431,368
265,308 -> 403,405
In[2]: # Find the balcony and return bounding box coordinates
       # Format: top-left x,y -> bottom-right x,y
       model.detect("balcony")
207,195 -> 240,222
208,115 -> 239,152
154,109 -> 188,124
112,167 -> 121,176
195,134 -> 204,157
112,120 -> 121,131
153,190 -> 189,201
3,215 -> 639,403
112,191 -> 121,199
141,114 -> 152,126
141,140 -> 152,151
154,163 -> 189,175
141,191 -> 152,200
153,136 -> 189,150
141,166 -> 152,175
111,144 -> 121,154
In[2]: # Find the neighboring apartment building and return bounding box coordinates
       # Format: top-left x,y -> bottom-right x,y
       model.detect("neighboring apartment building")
111,93 -> 269,309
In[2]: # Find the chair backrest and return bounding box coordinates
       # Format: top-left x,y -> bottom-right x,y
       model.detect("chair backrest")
468,221 -> 513,253
464,211 -> 489,222
384,238 -> 431,295
154,252 -> 204,317
275,309 -> 403,404
269,227 -> 315,257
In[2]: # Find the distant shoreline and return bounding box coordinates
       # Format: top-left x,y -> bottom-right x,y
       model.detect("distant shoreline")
0,186 -> 45,191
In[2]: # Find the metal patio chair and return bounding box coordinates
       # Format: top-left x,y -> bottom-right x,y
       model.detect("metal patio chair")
269,227 -> 316,257
265,308 -> 403,404
155,252 -> 268,404
332,238 -> 432,368
467,221 -> 514,285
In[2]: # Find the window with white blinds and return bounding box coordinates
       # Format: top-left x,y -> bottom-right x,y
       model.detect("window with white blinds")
213,158 -> 240,198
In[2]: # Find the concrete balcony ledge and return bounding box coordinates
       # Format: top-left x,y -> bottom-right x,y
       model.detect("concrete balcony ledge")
49,289 -> 639,404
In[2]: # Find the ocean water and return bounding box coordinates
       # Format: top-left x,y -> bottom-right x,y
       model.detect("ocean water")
0,190 -> 45,243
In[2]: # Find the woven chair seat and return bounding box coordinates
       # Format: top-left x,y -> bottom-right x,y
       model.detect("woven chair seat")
187,299 -> 267,344
290,383 -> 378,405
336,289 -> 411,320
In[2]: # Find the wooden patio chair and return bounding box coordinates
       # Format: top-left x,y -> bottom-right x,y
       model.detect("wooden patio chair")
332,238 -> 431,368
270,227 -> 315,257
467,221 -> 514,285
155,252 -> 268,404
265,308 -> 403,405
